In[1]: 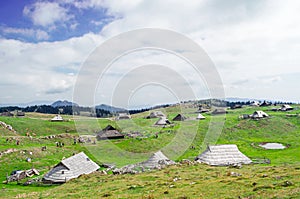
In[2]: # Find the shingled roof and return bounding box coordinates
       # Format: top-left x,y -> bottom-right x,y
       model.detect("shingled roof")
154,117 -> 171,126
145,111 -> 166,119
51,115 -> 63,122
195,144 -> 252,166
139,151 -> 175,169
196,113 -> 206,120
103,125 -> 116,131
172,114 -> 187,121
211,109 -> 227,115
43,152 -> 99,183
96,130 -> 124,140
250,111 -> 269,119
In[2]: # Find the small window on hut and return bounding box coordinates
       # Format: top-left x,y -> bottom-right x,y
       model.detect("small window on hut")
62,171 -> 64,174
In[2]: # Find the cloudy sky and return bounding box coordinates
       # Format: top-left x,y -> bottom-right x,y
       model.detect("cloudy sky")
1,0 -> 300,107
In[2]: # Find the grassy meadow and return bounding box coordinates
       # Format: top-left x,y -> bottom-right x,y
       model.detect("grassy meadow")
0,104 -> 299,198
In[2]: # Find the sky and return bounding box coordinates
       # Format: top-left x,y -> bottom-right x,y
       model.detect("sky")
1,0 -> 300,107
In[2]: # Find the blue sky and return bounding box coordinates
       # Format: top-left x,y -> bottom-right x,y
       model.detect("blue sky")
0,0 -> 113,42
0,0 -> 300,107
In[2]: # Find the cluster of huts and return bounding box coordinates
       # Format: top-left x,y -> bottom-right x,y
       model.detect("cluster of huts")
240,110 -> 269,120
0,110 -> 25,117
250,101 -> 294,111
94,103 -> 295,140
271,104 -> 294,111
5,102 -> 295,184
42,143 -> 252,183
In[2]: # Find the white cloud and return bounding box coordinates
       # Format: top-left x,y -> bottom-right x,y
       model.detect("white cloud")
0,33 -> 103,103
35,29 -> 50,40
23,1 -> 73,28
1,27 -> 49,40
2,0 -> 300,104
99,0 -> 300,102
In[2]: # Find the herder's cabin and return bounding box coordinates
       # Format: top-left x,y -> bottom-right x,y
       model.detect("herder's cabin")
250,111 -> 269,119
43,152 -> 99,184
195,144 -> 252,166
51,115 -> 64,122
139,151 -> 175,169
172,114 -> 187,121
96,125 -> 124,140
280,104 -> 293,111
16,111 -> 25,117
1,111 -> 13,117
196,113 -> 206,120
154,117 -> 171,126
145,111 -> 166,119
115,113 -> 131,120
211,109 -> 227,115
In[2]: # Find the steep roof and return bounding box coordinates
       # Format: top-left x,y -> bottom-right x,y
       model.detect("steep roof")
116,113 -> 131,120
281,104 -> 293,111
1,112 -> 13,117
51,115 -> 63,122
196,113 -> 206,120
103,125 -> 116,131
43,152 -> 99,183
260,101 -> 271,107
282,104 -> 292,109
250,111 -> 269,118
172,114 -> 187,121
250,101 -> 260,106
146,111 -> 166,119
195,145 -> 252,166
154,117 -> 171,126
96,130 -> 124,140
139,151 -> 175,168
197,108 -> 210,113
211,109 -> 227,115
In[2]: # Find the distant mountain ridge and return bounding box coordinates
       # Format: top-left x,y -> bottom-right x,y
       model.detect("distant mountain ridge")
51,100 -> 79,107
95,104 -> 127,112
1,98 -> 297,109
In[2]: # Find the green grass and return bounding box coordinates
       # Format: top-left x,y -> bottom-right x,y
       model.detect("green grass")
0,105 -> 300,198
6,164 -> 299,199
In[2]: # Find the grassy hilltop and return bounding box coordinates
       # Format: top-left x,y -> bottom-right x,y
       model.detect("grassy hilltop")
0,105 -> 299,198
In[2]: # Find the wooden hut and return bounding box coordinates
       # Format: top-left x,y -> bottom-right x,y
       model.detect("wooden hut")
115,113 -> 131,120
211,109 -> 227,115
250,111 -> 269,119
154,117 -> 171,126
51,115 -> 64,122
145,111 -> 166,119
96,125 -> 124,140
172,114 -> 187,121
43,152 -> 99,184
280,104 -> 293,111
196,113 -> 206,120
1,111 -> 13,117
195,145 -> 252,166
139,151 -> 175,169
